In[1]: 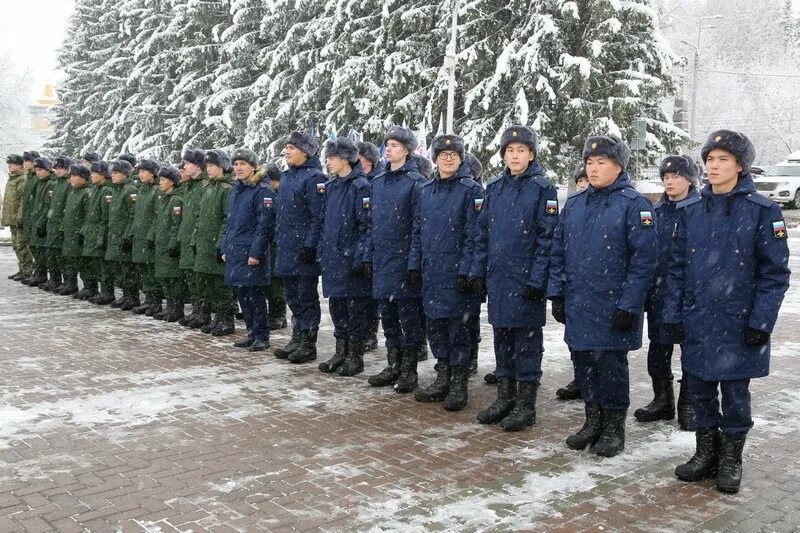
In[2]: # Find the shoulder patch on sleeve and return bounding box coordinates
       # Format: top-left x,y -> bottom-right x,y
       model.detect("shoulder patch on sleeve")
639,210 -> 655,228
745,192 -> 775,208
620,188 -> 640,200
772,219 -> 787,239
545,199 -> 559,215
316,182 -> 327,194
677,196 -> 702,209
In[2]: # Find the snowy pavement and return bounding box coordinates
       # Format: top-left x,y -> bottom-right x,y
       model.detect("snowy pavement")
1,245 -> 800,532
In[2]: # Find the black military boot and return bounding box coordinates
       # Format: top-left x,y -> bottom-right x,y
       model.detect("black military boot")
716,432 -> 746,493
211,313 -> 235,336
233,336 -> 255,348
190,302 -> 211,329
484,371 -> 497,385
556,380 -> 582,400
120,290 -> 140,311
365,318 -> 379,352
443,365 -> 470,411
477,378 -> 517,424
201,315 -> 219,334
368,348 -> 401,387
249,339 -> 270,352
675,428 -> 719,482
166,298 -> 185,322
338,338 -> 365,377
634,379 -> 675,422
75,280 -> 96,300
147,298 -> 163,317
395,348 -> 419,393
7,271 -> 20,280
468,343 -> 479,377
44,270 -> 63,292
414,363 -> 451,402
23,270 -> 46,286
591,409 -> 627,457
133,294 -> 152,314
57,274 -> 79,296
275,329 -> 301,359
499,382 -> 537,431
288,329 -> 317,364
566,404 -> 604,450
110,290 -> 126,308
11,271 -> 28,281
159,299 -> 174,320
179,300 -> 198,326
319,338 -> 348,373
91,284 -> 115,305
677,379 -> 694,431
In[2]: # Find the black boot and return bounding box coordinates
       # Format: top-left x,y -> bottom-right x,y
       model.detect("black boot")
367,348 -> 401,387
288,329 -> 317,364
166,299 -> 185,322
41,271 -> 61,291
675,428 -> 719,482
110,291 -> 126,308
566,404 -> 604,450
677,379 -> 694,431
556,380 -> 582,400
57,274 -> 79,296
484,371 -> 497,385
499,382 -> 537,431
443,365 -> 469,411
233,336 -> 255,348
201,315 -> 219,334
365,319 -> 379,352
179,300 -> 198,326
11,271 -> 28,281
319,338 -> 348,373
414,363 -> 451,402
158,299 -> 174,321
91,284 -> 115,305
395,348 -> 419,393
190,302 -> 212,329
249,339 -> 270,352
120,290 -> 140,311
468,343 -> 479,377
148,299 -> 163,318
477,378 -> 517,424
716,432 -> 746,493
591,409 -> 626,457
133,294 -> 152,314
634,379 -> 675,422
211,313 -> 235,336
338,338 -> 365,377
76,280 -> 98,300
275,329 -> 301,359
7,271 -> 20,280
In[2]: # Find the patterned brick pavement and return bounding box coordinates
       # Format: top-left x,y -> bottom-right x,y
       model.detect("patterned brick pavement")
1,244 -> 799,532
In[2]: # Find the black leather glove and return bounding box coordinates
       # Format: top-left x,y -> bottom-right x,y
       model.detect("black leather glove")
455,275 -> 470,294
406,269 -> 422,289
662,323 -> 684,343
77,234 -> 85,247
298,247 -> 316,264
36,227 -> 47,238
522,285 -> 545,301
611,308 -> 638,331
551,297 -> 566,324
168,246 -> 181,258
120,238 -> 132,252
216,248 -> 224,263
147,240 -> 155,251
470,277 -> 486,298
744,327 -> 770,347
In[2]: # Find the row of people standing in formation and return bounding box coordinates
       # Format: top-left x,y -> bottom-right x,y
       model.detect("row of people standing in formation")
2,125 -> 790,495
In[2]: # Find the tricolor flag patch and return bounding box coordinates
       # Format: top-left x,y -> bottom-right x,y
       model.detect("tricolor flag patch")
362,197 -> 370,209
773,220 -> 787,239
640,211 -> 654,228
545,199 -> 558,215
173,206 -> 182,216
263,197 -> 272,208
474,198 -> 484,212
316,183 -> 326,194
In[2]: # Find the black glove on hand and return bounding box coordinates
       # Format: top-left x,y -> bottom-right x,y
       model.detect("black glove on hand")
455,275 -> 470,294
662,323 -> 684,343
168,246 -> 181,258
551,297 -> 566,324
120,238 -> 132,252
406,269 -> 422,289
522,285 -> 545,301
744,327 -> 770,347
611,308 -> 638,331
470,277 -> 486,298
298,247 -> 316,264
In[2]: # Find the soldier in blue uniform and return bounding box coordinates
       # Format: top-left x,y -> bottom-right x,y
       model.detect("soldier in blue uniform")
357,141 -> 383,352
634,154 -> 701,428
410,134 -> 484,412
548,135 -> 658,456
317,138 -> 373,377
365,126 -> 426,393
273,132 -> 325,364
469,125 -> 558,431
664,130 -> 790,493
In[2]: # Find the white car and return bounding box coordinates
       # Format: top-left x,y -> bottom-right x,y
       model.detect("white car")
754,152 -> 800,208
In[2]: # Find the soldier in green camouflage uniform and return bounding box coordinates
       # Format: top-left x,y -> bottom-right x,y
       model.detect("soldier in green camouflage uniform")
129,159 -> 163,316
85,162 -> 116,305
19,151 -> 41,283
41,157 -> 73,292
25,157 -> 54,288
2,154 -> 34,280
176,149 -> 207,326
191,149 -> 237,335
60,165 -> 92,297
150,166 -> 186,322
105,160 -> 140,309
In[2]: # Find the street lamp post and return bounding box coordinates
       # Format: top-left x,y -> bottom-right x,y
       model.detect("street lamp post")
444,0 -> 460,134
682,15 -> 723,141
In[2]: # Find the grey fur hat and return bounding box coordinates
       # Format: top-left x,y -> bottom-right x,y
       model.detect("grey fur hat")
69,164 -> 90,180
90,161 -> 110,178
109,159 -> 133,175
582,135 -> 631,170
33,157 -> 53,171
157,165 -> 181,186
181,148 -> 205,167
659,154 -> 700,188
573,162 -> 587,183
465,153 -> 483,182
232,147 -> 259,168
204,149 -> 232,171
383,125 -> 418,154
356,141 -> 380,168
431,134 -> 465,162
324,138 -> 360,164
285,131 -> 319,158
700,129 -> 756,176
500,125 -> 537,156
